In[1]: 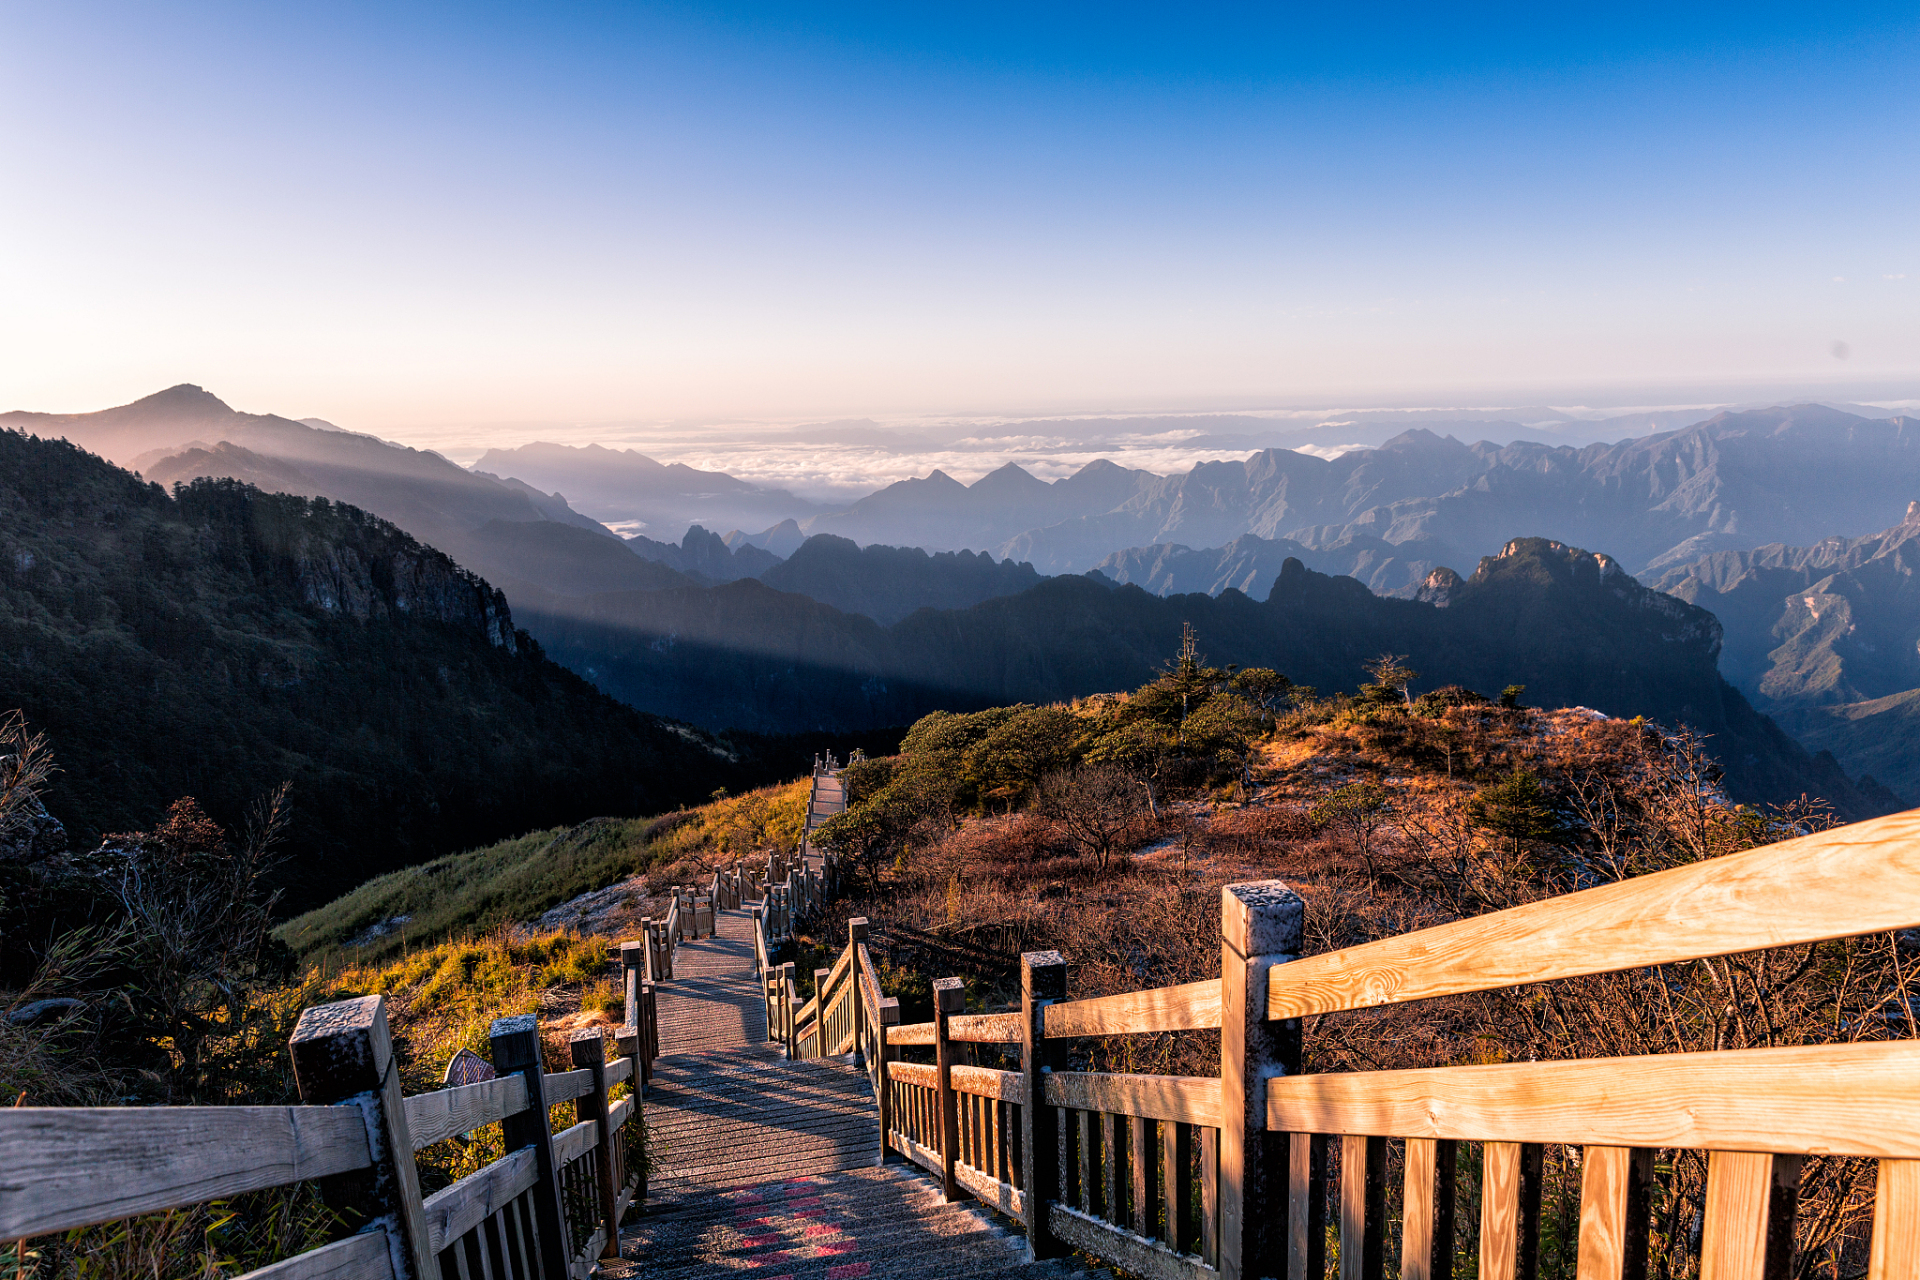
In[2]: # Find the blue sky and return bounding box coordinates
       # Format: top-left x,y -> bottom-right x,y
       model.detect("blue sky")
2,2 -> 1915,434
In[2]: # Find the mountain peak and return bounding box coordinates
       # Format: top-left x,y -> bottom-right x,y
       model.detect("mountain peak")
1905,500 -> 1920,527
123,384 -> 236,418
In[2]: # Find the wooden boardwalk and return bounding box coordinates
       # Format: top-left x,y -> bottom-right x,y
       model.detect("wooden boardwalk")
609,907 -> 1104,1279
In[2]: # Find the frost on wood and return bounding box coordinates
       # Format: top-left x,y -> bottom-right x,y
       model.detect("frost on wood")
1222,881 -> 1303,957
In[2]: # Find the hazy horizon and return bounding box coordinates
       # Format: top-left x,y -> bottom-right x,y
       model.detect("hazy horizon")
4,3 -> 1916,439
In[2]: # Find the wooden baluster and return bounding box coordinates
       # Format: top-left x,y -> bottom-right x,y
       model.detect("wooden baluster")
570,1031 -> 622,1260
1221,881 -> 1304,1280
491,1014 -> 570,1280
876,994 -> 899,1165
614,1026 -> 647,1209
1102,1111 -> 1119,1224
1403,1139 -> 1457,1280
1701,1152 -> 1800,1280
1341,1135 -> 1386,1280
1577,1146 -> 1651,1280
1482,1142 -> 1545,1280
1165,1120 -> 1195,1256
1079,1109 -> 1096,1214
289,994 -> 432,1280
849,921 -> 868,1060
642,982 -> 657,1079
1203,1126 -> 1222,1268
934,976 -> 967,1202
1131,1114 -> 1152,1236
1870,1158 -> 1920,1280
1287,1133 -> 1328,1280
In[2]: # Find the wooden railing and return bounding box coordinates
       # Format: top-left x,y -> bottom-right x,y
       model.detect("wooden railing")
764,806 -> 1920,1280
1,994 -> 645,1280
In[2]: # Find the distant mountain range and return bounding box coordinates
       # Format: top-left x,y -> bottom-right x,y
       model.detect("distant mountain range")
471,403 -> 1920,601
470,440 -> 823,541
1656,503 -> 1920,798
12,384 -> 1920,812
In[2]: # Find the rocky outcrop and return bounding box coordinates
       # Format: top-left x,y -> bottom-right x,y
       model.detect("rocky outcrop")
0,789 -> 65,863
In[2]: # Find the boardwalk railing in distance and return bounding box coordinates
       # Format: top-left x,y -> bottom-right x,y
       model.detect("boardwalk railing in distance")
759,807 -> 1920,1280
2,995 -> 645,1280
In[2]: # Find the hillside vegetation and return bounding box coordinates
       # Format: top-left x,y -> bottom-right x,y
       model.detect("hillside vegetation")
276,777 -> 814,964
793,653 -> 1900,1278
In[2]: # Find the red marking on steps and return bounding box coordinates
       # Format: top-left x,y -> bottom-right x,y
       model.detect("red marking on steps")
827,1264 -> 871,1279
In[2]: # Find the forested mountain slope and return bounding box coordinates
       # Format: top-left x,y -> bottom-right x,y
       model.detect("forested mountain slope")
1655,502 -> 1920,796
0,431 -> 788,910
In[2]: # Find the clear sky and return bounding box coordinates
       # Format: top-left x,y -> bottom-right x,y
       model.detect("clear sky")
2,2 -> 1916,437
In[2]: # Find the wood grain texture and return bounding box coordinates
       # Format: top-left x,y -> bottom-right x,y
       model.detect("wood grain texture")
950,1064 -> 1026,1103
1132,1114 -> 1152,1236
1341,1134 -> 1386,1280
1265,1041 -> 1920,1156
1870,1158 -> 1920,1280
949,1011 -> 1024,1043
1044,1072 -> 1220,1127
1048,1204 -> 1215,1280
422,1149 -> 540,1255
1201,1125 -> 1221,1269
1165,1121 -> 1195,1257
1268,807 -> 1920,1019
1402,1139 -> 1437,1280
0,1105 -> 372,1237
552,1118 -> 598,1167
228,1231 -> 395,1280
1481,1143 -> 1543,1280
1577,1147 -> 1653,1280
889,1021 -> 937,1045
1286,1132 -> 1328,1280
891,1061 -> 939,1088
607,1097 -> 633,1130
603,1057 -> 633,1087
543,1069 -> 594,1103
406,1076 -> 531,1151
1701,1152 -> 1800,1280
1043,979 -> 1221,1038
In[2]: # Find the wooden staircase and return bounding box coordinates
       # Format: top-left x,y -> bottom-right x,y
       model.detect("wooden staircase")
610,907 -> 1108,1279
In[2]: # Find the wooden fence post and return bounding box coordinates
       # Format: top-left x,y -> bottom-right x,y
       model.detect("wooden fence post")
570,1031 -> 622,1260
492,1014 -> 570,1279
933,975 -> 967,1203
620,941 -> 642,1028
614,1026 -> 647,1209
848,918 -> 869,1062
290,995 -> 433,1280
781,962 -> 798,1058
1020,951 -> 1069,1261
1220,881 -> 1305,1280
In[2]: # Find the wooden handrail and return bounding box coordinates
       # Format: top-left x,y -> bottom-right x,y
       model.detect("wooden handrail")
1265,1039 -> 1920,1155
0,1105 -> 375,1238
1266,806 -> 1920,1020
406,1073 -> 531,1150
1042,978 -> 1220,1037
